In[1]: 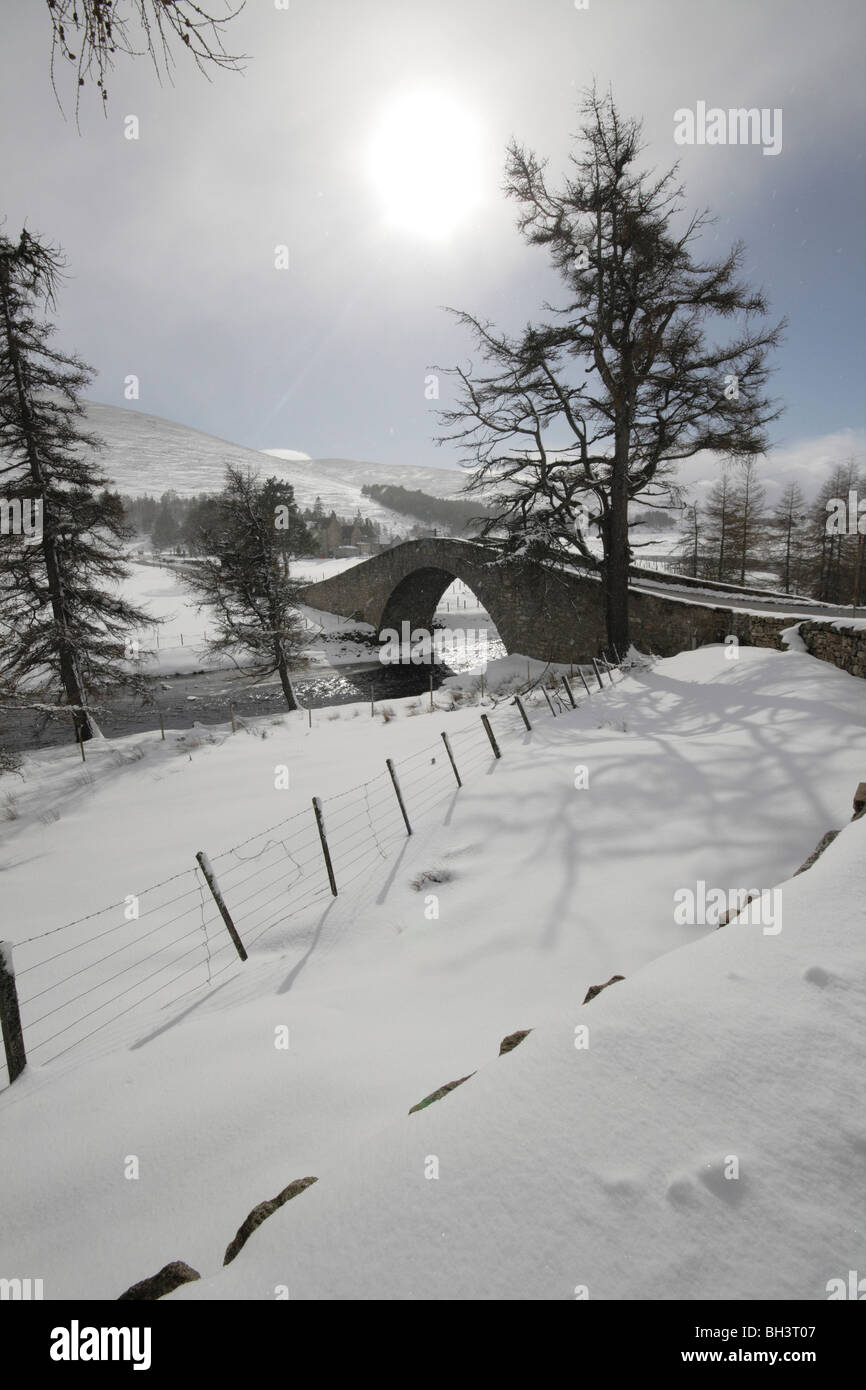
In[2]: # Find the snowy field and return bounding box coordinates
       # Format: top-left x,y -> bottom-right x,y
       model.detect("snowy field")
1,644 -> 864,1300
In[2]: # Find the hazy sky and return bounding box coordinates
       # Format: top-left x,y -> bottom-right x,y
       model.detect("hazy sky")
1,0 -> 864,499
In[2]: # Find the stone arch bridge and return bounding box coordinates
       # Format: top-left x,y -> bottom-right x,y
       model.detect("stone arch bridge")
300,538 -> 794,664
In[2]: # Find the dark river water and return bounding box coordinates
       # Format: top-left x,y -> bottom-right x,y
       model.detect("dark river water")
2,660 -> 453,753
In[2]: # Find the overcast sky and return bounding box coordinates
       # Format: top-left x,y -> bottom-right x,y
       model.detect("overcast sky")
1,0 -> 864,500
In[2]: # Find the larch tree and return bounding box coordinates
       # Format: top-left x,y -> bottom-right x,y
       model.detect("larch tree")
731,457 -> 767,584
771,481 -> 808,594
0,228 -> 153,742
181,466 -> 309,710
44,0 -> 246,114
437,86 -> 784,654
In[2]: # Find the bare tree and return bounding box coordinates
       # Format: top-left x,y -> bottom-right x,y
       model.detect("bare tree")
44,0 -> 246,113
438,86 -> 785,654
771,481 -> 807,594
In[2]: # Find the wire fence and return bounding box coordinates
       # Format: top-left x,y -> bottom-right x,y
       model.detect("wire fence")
0,656 -> 627,1090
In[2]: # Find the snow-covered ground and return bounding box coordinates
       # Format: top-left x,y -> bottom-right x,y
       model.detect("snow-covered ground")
1,644 -> 863,1300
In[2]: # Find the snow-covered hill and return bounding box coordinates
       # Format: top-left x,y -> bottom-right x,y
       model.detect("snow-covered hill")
79,401 -> 469,528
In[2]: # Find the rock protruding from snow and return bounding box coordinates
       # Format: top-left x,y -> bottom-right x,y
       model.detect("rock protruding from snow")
794,830 -> 840,876
408,1074 -> 475,1114
117,1261 -> 200,1300
499,1029 -> 532,1056
582,975 -> 625,1004
223,1177 -> 318,1266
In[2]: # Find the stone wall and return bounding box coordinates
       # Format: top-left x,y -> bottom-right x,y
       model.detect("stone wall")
796,621 -> 866,679
300,540 -> 863,674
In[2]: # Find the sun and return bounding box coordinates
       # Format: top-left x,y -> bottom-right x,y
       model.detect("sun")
368,89 -> 482,241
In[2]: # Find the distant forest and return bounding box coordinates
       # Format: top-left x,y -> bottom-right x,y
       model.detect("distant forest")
360,483 -> 495,534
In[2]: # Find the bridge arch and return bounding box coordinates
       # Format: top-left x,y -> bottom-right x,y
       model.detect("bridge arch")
377,564 -> 506,648
299,538 -> 604,663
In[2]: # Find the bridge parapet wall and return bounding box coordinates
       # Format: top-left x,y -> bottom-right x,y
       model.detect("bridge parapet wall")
299,540 -> 835,665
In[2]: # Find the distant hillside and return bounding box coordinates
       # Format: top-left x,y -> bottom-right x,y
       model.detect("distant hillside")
76,402 -> 470,531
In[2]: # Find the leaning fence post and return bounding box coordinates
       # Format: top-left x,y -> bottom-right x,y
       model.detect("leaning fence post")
561,677 -> 577,709
441,731 -> 462,787
577,667 -> 592,697
514,694 -> 532,730
542,685 -> 557,717
480,713 -> 501,759
386,758 -> 413,836
195,852 -> 248,961
0,942 -> 27,1084
312,797 -> 338,896
612,643 -> 623,666
158,710 -> 165,741
591,658 -> 605,691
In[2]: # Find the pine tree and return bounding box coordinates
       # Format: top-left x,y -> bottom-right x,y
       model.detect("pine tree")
438,86 -> 784,654
151,499 -> 180,552
0,229 -> 152,742
181,466 -> 309,710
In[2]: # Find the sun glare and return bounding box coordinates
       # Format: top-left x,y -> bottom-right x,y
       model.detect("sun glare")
368,89 -> 482,241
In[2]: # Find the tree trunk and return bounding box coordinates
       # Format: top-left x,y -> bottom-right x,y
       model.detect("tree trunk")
604,425 -> 631,654
274,643 -> 298,712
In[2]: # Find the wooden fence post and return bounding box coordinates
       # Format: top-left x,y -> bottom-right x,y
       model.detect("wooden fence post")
514,695 -> 532,730
0,942 -> 27,1084
440,731 -> 462,786
578,667 -> 593,698
561,677 -> 577,709
195,852 -> 248,961
386,759 -> 413,836
312,797 -> 338,896
480,714 -> 501,759
591,658 -> 605,691
229,703 -> 236,733
542,685 -> 557,717
158,711 -> 165,741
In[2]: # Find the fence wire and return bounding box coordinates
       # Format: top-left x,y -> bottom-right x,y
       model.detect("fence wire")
1,659 -> 622,1085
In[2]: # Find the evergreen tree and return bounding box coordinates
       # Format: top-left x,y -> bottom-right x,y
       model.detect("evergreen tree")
181,466 -> 309,710
151,498 -> 180,552
0,229 -> 152,742
266,478 -> 312,567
